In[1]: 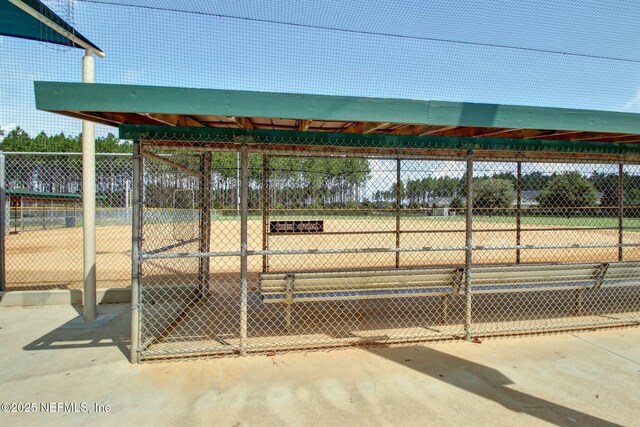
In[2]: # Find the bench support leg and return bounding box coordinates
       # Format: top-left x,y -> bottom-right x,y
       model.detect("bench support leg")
285,301 -> 293,332
285,274 -> 294,332
574,289 -> 584,316
440,296 -> 449,324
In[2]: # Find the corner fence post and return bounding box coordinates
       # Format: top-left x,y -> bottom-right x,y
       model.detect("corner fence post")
0,151 -> 6,292
464,153 -> 474,341
618,163 -> 624,261
240,144 -> 249,355
130,140 -> 142,363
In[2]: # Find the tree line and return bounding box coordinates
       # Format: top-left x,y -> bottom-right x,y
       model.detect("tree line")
1,128 -> 371,209
1,128 -> 132,207
3,127 -> 639,213
377,170 -> 640,215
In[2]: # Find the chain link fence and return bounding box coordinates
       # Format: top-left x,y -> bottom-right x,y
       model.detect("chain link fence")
129,132 -> 640,361
2,152 -> 132,290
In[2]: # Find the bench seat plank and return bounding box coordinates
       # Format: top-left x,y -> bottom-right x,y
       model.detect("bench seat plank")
261,285 -> 457,302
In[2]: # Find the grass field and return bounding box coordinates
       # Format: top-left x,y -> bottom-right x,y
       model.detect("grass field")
6,216 -> 640,290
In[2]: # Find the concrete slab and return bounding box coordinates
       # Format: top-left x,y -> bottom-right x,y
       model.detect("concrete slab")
0,304 -> 638,426
0,288 -> 131,307
60,313 -> 118,329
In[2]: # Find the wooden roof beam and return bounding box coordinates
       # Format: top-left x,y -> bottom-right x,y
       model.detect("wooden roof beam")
231,116 -> 254,129
101,112 -> 165,127
566,132 -> 634,142
141,113 -> 206,127
297,120 -> 312,131
525,130 -> 582,139
472,128 -> 523,138
418,125 -> 458,136
61,110 -> 120,127
344,122 -> 389,134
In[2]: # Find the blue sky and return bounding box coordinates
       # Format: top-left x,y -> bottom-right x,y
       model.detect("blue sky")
1,0 -> 640,139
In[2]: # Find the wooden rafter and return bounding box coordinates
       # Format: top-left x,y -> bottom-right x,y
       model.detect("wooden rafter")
344,122 -> 390,134
472,128 -> 523,138
565,132 -> 634,142
297,120 -> 312,131
418,125 -> 458,136
141,113 -> 205,127
101,112 -> 162,126
62,111 -> 120,127
231,116 -> 254,129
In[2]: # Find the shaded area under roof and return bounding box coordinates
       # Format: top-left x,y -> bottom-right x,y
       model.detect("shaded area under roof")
34,82 -> 640,145
0,0 -> 103,54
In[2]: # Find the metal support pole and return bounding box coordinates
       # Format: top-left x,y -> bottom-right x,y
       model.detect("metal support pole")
130,141 -> 142,363
240,145 -> 249,355
395,158 -> 401,269
516,162 -> 522,264
618,163 -> 624,261
82,51 -> 97,322
236,152 -> 240,217
20,196 -> 24,233
0,151 -> 6,291
198,152 -> 212,296
262,155 -> 270,273
464,154 -> 474,341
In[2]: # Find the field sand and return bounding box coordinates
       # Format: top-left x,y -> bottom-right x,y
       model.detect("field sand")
6,218 -> 640,289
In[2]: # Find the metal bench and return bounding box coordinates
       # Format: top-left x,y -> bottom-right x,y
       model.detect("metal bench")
259,261 -> 638,330
470,262 -> 609,316
260,267 -> 465,329
599,261 -> 640,289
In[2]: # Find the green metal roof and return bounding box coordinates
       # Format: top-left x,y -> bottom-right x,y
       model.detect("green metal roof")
34,82 -> 640,147
0,0 -> 103,54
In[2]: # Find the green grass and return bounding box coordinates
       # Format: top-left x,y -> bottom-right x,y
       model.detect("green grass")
258,213 -> 640,229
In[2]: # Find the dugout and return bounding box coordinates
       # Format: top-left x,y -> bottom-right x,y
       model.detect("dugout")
5,189 -> 107,233
34,82 -> 640,362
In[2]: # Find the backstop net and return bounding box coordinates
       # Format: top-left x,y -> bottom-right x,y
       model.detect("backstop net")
133,133 -> 640,361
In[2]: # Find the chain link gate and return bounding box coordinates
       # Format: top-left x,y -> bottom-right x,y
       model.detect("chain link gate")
132,134 -> 640,361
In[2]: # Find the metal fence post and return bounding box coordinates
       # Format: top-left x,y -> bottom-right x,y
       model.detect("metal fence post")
464,153 -> 474,341
262,155 -> 269,273
198,152 -> 212,295
395,158 -> 401,269
0,151 -> 6,292
130,141 -> 142,363
516,161 -> 522,264
618,163 -> 624,261
240,144 -> 249,355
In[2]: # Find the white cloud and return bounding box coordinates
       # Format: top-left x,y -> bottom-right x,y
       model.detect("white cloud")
0,123 -> 18,140
623,87 -> 640,112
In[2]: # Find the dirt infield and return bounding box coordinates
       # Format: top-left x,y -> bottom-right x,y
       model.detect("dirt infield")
5,218 -> 640,289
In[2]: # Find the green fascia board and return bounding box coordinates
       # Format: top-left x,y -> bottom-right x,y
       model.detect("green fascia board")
119,125 -> 640,155
0,0 -> 102,51
6,189 -> 107,200
36,82 -> 640,135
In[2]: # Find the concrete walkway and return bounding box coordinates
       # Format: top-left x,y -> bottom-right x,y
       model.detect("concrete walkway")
0,304 -> 638,426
